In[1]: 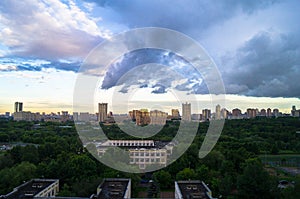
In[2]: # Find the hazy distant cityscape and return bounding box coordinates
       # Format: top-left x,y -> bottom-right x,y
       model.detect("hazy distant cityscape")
3,101 -> 300,123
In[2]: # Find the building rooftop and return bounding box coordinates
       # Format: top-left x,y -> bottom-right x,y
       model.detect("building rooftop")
1,179 -> 58,199
176,180 -> 214,199
94,178 -> 130,199
97,140 -> 173,149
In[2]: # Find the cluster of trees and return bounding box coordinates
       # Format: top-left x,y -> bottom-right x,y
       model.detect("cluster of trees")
0,118 -> 299,198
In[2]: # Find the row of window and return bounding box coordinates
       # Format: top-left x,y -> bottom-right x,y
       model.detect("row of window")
130,152 -> 166,156
109,142 -> 154,146
130,158 -> 166,163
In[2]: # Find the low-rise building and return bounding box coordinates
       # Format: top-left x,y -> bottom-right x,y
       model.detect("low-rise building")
175,180 -> 214,199
95,140 -> 174,170
13,111 -> 41,121
91,178 -> 131,199
0,179 -> 59,199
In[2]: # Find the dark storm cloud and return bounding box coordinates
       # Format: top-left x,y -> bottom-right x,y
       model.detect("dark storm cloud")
151,84 -> 166,94
224,31 -> 300,98
86,0 -> 278,35
101,48 -> 207,94
87,0 -> 289,97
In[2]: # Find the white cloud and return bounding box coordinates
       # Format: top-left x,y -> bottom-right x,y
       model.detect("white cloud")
0,64 -> 17,71
0,0 -> 111,60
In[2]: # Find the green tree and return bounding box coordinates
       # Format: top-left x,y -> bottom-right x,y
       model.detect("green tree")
153,170 -> 172,189
195,164 -> 209,182
21,145 -> 39,164
176,168 -> 197,180
67,154 -> 97,180
219,174 -> 234,197
201,150 -> 225,170
0,133 -> 9,142
0,161 -> 37,194
237,158 -> 271,199
271,144 -> 279,155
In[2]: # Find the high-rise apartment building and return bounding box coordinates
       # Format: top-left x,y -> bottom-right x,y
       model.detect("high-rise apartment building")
267,108 -> 272,117
182,103 -> 191,121
291,105 -> 296,117
221,108 -> 228,119
98,103 -> 108,122
150,110 -> 168,125
135,109 -> 150,126
232,108 -> 242,117
273,108 -> 279,117
202,109 -> 211,120
260,109 -> 266,116
171,109 -> 180,119
215,104 -> 221,120
14,102 -> 23,113
247,108 -> 257,118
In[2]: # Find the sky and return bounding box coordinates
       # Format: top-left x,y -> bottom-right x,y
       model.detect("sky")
0,0 -> 300,114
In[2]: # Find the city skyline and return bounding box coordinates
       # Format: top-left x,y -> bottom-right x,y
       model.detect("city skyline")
0,96 -> 300,115
6,100 -> 300,117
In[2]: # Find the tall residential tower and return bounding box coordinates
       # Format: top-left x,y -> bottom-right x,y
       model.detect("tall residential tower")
98,103 -> 108,122
14,102 -> 23,113
182,102 -> 191,121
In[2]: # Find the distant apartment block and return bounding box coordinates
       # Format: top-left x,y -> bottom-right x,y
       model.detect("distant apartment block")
98,103 -> 108,122
231,108 -> 242,118
135,109 -> 150,125
182,103 -> 191,121
0,179 -> 59,199
191,113 -> 201,121
291,105 -> 300,117
73,112 -> 79,121
247,108 -> 257,118
215,104 -> 221,120
221,108 -> 228,119
13,111 -> 41,121
149,110 -> 168,125
129,109 -> 167,126
260,109 -> 266,116
14,102 -> 23,113
202,109 -> 211,120
171,109 -> 180,119
73,112 -> 98,122
175,180 -> 214,199
291,105 -> 296,116
266,108 -> 272,117
273,108 -> 279,117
